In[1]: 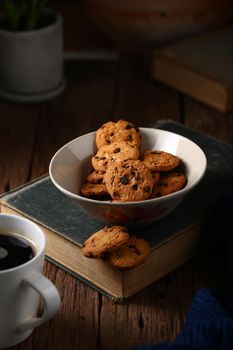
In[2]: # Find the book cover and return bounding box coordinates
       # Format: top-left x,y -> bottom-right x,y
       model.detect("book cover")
151,26 -> 233,112
1,121 -> 233,301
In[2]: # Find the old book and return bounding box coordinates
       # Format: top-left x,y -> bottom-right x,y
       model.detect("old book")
151,26 -> 233,112
1,121 -> 233,301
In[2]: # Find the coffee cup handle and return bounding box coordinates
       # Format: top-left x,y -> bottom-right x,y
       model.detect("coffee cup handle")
17,270 -> 61,332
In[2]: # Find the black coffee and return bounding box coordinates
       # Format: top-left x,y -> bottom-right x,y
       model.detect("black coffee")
0,233 -> 35,270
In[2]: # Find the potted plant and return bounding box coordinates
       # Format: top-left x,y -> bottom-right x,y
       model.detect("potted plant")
0,0 -> 65,103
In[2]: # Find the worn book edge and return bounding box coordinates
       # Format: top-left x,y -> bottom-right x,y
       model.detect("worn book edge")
0,199 -> 201,301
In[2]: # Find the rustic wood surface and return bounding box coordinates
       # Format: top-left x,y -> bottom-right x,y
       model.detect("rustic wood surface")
0,56 -> 232,350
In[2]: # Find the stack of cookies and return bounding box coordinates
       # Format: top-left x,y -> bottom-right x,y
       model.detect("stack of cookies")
80,119 -> 187,201
81,225 -> 151,269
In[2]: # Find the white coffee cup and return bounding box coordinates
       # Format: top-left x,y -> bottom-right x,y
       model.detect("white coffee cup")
0,213 -> 61,348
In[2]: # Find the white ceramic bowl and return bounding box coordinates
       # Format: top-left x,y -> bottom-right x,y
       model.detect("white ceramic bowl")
49,128 -> 207,227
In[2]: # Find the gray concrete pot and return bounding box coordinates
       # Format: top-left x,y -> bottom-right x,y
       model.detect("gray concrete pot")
0,10 -> 65,103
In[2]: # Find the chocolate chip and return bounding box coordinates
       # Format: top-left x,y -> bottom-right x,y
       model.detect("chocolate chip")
135,248 -> 141,256
110,132 -> 114,136
125,123 -> 133,130
96,179 -> 103,184
120,176 -> 129,185
132,184 -> 138,190
113,147 -> 121,153
100,157 -> 106,160
127,135 -> 133,142
143,186 -> 150,193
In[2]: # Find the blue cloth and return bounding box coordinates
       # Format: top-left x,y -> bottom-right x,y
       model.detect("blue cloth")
133,193 -> 233,350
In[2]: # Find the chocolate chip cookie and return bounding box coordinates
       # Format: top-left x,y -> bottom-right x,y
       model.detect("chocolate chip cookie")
104,159 -> 153,201
92,141 -> 140,171
152,171 -> 160,185
142,150 -> 180,172
80,182 -> 110,200
86,170 -> 106,184
82,225 -> 130,258
96,119 -> 142,149
151,172 -> 187,198
107,236 -> 151,268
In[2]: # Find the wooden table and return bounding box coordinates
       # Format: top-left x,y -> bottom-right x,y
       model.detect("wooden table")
1,56 -> 232,350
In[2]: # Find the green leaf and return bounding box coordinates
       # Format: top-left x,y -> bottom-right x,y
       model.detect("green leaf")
26,0 -> 50,30
3,0 -> 19,30
3,0 -> 51,31
3,0 -> 28,30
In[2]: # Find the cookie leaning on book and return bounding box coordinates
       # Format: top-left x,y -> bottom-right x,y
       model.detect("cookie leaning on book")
80,119 -> 187,201
81,225 -> 151,269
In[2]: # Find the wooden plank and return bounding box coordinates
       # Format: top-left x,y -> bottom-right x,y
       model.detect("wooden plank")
0,103 -> 39,192
0,60 -> 120,350
30,60 -> 119,179
10,261 -> 99,350
99,57 -> 195,349
99,265 -> 193,349
26,60 -> 119,349
113,57 -> 181,126
1,57 -> 231,350
30,262 -> 99,350
183,96 -> 233,144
